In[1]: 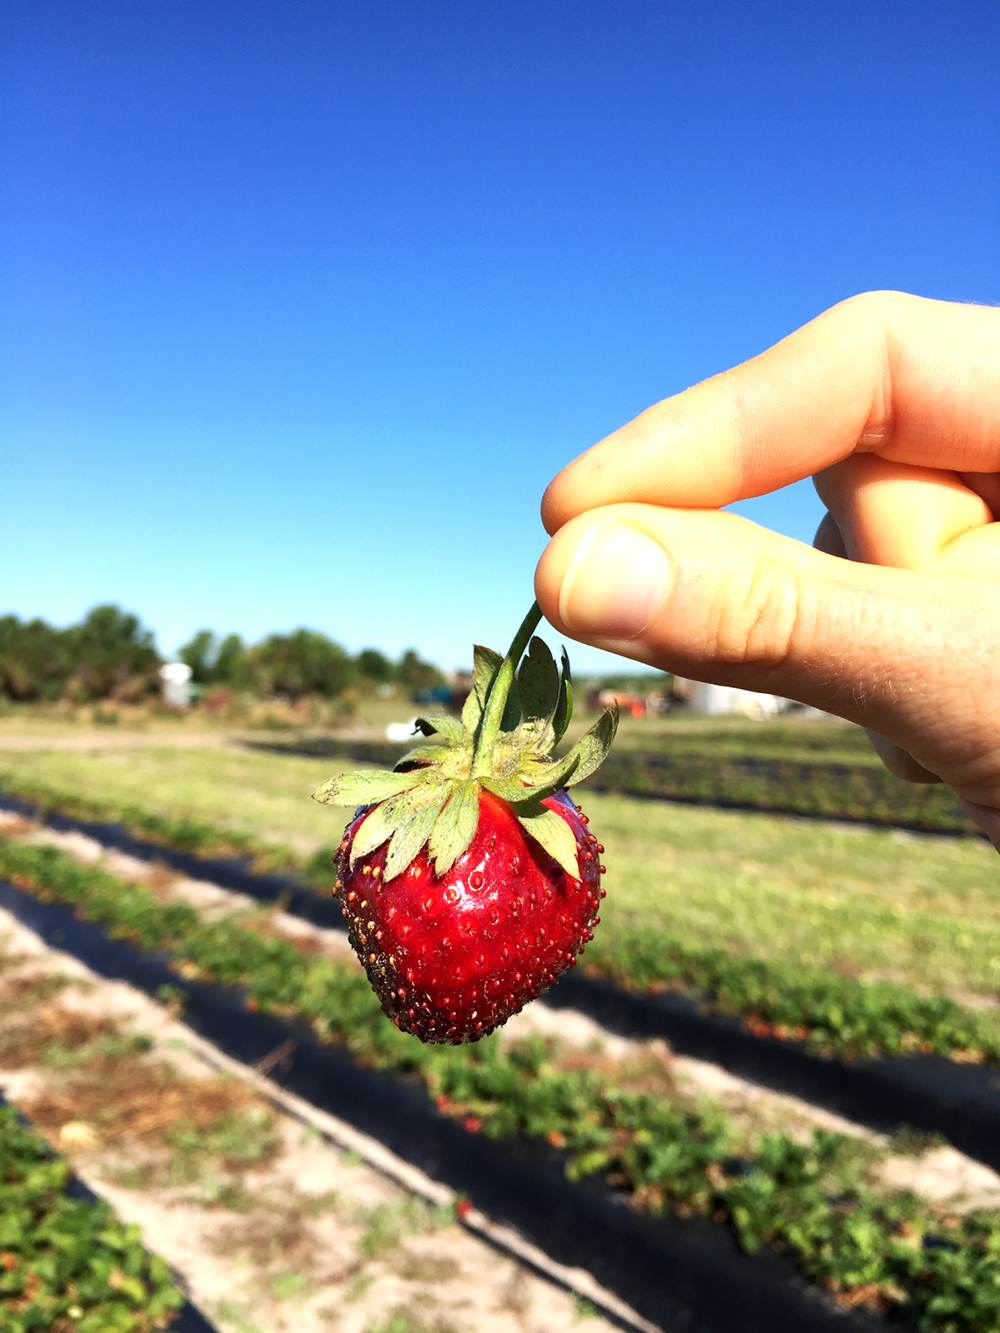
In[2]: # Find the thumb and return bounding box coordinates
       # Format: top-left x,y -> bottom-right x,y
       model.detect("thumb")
534,504 -> 997,794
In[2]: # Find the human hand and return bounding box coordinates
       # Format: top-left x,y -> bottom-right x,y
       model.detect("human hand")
534,292 -> 1000,848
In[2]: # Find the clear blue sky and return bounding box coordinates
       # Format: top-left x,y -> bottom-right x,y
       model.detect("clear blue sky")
2,1 -> 998,672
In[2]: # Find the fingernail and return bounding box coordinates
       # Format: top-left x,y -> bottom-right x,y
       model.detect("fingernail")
558,523 -> 672,638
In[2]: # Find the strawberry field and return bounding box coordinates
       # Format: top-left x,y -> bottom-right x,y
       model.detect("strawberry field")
3,755 -> 1000,1061
0,1099 -> 190,1332
1,888 -> 617,1333
3,808 -> 1000,1328
4,724 -> 1000,1330
266,733 -> 979,836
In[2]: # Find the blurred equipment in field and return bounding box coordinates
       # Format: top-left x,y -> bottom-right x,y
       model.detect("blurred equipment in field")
386,717 -> 420,742
159,662 -> 193,709
673,678 -> 784,718
410,671 -> 473,715
587,687 -> 673,719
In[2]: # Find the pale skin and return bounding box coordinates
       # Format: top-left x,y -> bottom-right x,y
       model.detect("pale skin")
533,291 -> 1000,850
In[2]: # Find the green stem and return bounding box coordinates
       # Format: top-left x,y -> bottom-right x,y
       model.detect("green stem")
472,600 -> 543,776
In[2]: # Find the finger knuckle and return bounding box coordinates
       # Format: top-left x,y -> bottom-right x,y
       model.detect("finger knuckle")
707,556 -> 804,669
833,289 -> 904,323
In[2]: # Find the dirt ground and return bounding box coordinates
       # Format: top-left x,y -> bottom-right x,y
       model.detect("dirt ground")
0,905 -> 632,1333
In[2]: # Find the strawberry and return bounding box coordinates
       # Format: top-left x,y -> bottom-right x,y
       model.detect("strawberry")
313,603 -> 618,1044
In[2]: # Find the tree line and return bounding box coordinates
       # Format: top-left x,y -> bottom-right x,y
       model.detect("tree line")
0,605 -> 443,704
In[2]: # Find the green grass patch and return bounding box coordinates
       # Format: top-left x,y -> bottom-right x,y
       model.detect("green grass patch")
587,794 -> 1000,1003
5,838 -> 1000,1327
0,746 -> 343,858
0,1104 -> 184,1331
561,712 -> 881,763
0,759 -> 339,891
587,750 -> 974,833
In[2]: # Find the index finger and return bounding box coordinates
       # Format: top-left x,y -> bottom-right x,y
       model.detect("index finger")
542,291 -> 1000,534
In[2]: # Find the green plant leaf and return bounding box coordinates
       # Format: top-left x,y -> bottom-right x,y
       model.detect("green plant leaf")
552,647 -> 573,744
480,775 -> 530,803
515,804 -> 580,878
413,715 -> 465,744
312,768 -> 426,807
500,679 -> 522,733
348,793 -> 414,866
461,645 -> 503,735
384,784 -> 450,881
518,637 -> 560,724
393,745 -> 447,769
483,750 -> 580,806
562,703 -> 620,787
428,779 -> 480,876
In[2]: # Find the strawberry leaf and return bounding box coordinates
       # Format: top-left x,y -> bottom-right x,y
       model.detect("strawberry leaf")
500,682 -> 522,733
428,779 -> 480,876
384,784 -> 450,881
562,703 -> 620,787
515,804 -> 580,878
479,775 -> 530,803
517,636 -> 560,742
394,745 -> 449,770
313,767 -> 426,808
552,647 -> 573,744
462,645 -> 503,735
414,715 -> 465,744
348,792 -> 414,866
484,749 -> 580,805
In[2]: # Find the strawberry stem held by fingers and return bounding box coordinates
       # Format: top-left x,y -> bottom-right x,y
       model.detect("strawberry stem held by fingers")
312,601 -> 619,1044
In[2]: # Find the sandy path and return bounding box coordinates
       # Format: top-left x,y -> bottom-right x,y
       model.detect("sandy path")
0,903 -> 645,1333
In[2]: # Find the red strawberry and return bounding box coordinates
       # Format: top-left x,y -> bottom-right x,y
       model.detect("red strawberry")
334,787 -> 605,1042
314,602 -> 617,1044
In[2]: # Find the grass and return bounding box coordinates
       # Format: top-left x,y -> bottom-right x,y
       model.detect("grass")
560,711 -> 879,764
3,738 -> 1000,1003
0,743 -> 341,855
589,795 -> 1000,1001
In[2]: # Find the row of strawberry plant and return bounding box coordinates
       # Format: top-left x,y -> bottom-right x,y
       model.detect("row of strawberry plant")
3,837 -> 1000,1329
2,771 -> 997,1064
0,769 -> 336,890
584,924 -> 1000,1064
0,1102 -> 184,1332
261,738 -> 979,835
588,752 -> 975,833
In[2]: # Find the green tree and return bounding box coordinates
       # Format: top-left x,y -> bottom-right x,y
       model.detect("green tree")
214,633 -> 247,686
397,649 -> 444,692
356,648 -> 394,684
249,629 -> 354,701
0,616 -> 74,701
179,630 -> 217,685
64,605 -> 160,701
179,630 -> 247,687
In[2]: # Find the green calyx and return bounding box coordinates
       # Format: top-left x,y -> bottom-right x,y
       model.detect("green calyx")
312,601 -> 619,882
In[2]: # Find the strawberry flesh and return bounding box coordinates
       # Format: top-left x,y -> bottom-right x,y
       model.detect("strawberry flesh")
335,788 -> 604,1043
